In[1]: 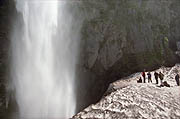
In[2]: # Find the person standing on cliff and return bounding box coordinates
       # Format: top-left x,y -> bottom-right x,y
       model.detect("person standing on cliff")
154,72 -> 159,84
147,72 -> 152,83
142,70 -> 146,83
159,72 -> 164,85
175,74 -> 180,86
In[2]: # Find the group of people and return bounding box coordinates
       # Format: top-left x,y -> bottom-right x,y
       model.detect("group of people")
137,70 -> 180,87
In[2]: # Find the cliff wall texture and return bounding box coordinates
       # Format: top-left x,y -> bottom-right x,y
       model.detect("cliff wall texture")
76,0 -> 180,111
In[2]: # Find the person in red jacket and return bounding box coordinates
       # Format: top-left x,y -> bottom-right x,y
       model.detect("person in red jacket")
142,71 -> 146,83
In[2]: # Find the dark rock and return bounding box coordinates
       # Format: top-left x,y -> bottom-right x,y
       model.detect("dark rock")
76,0 -> 180,111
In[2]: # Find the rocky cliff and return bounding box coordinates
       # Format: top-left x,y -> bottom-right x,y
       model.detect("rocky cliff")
76,0 -> 180,112
0,0 -> 15,114
80,0 -> 180,76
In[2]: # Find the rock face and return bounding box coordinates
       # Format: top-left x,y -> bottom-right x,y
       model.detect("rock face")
0,0 -> 15,113
76,0 -> 180,111
73,64 -> 180,119
80,0 -> 179,73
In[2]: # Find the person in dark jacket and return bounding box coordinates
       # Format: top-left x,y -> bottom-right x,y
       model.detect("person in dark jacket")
147,72 -> 152,83
154,72 -> 159,84
137,77 -> 142,83
159,72 -> 164,85
160,81 -> 170,87
163,81 -> 170,87
142,71 -> 146,83
175,74 -> 180,86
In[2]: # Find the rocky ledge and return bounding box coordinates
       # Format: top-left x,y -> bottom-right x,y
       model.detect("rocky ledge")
73,64 -> 180,119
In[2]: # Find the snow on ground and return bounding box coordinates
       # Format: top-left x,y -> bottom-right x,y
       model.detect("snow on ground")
73,64 -> 180,119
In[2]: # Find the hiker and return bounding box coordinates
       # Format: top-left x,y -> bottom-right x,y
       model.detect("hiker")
154,72 -> 159,84
147,72 -> 152,83
160,81 -> 170,87
137,77 -> 142,83
175,74 -> 180,86
159,72 -> 164,85
163,81 -> 170,87
142,71 -> 146,83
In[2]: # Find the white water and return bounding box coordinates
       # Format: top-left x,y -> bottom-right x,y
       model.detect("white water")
11,0 -> 79,118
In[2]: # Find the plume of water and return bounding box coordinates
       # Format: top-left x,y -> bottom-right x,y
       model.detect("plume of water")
11,0 -> 79,118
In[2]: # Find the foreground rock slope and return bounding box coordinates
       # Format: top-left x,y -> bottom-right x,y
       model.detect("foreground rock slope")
73,64 -> 180,119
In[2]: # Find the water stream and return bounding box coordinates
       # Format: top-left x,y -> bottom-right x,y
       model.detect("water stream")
11,0 -> 78,118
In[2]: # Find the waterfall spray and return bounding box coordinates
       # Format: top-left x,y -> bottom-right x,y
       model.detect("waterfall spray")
11,0 -> 79,118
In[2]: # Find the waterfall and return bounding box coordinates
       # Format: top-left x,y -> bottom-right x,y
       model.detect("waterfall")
11,0 -> 79,118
